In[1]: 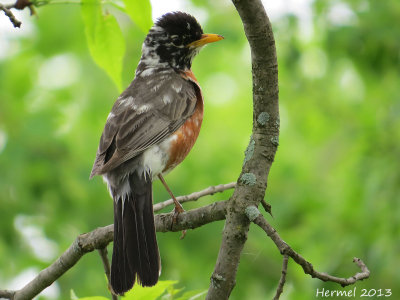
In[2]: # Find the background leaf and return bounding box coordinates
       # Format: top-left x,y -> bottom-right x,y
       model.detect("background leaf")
81,0 -> 125,91
122,0 -> 153,33
123,280 -> 177,300
174,289 -> 207,300
70,289 -> 78,300
76,297 -> 109,300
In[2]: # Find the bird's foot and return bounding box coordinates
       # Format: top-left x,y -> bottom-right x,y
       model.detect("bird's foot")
172,202 -> 187,239
157,174 -> 187,238
173,201 -> 185,222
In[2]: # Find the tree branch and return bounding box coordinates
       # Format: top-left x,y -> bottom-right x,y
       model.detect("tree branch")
207,0 -> 279,298
250,207 -> 370,287
273,254 -> 288,300
0,3 -> 22,28
97,247 -> 117,300
260,198 -> 273,216
0,291 -> 14,299
0,199 -> 372,300
153,182 -> 236,212
0,199 -> 227,300
156,200 -> 227,232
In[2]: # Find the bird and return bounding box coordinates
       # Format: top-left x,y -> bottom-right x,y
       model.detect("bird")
90,11 -> 223,295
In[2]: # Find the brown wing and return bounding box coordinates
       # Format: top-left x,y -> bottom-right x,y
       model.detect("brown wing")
90,70 -> 199,178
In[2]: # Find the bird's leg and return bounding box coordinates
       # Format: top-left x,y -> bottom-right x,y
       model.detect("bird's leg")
158,174 -> 187,239
158,174 -> 185,216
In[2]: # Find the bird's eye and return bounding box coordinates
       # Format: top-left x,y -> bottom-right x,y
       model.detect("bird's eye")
170,35 -> 180,45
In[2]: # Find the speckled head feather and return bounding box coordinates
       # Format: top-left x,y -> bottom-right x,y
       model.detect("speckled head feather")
138,12 -> 205,71
155,12 -> 203,45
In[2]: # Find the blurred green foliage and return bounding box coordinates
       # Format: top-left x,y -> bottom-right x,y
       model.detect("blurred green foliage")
81,0 -> 126,91
0,0 -> 399,299
74,280 -> 205,300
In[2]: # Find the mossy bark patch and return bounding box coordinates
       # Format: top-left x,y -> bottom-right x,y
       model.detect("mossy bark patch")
240,173 -> 257,186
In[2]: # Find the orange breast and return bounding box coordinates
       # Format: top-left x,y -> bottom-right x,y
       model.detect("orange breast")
163,70 -> 203,172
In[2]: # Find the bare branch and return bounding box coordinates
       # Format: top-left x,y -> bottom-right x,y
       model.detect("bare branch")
0,3 -> 22,28
273,255 -> 289,300
251,209 -> 370,287
0,199 -> 227,300
156,200 -> 227,232
153,182 -> 236,212
0,290 -> 14,299
97,248 -> 117,300
260,199 -> 273,216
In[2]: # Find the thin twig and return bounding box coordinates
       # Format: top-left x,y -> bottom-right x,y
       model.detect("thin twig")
97,248 -> 117,300
0,3 -> 22,28
261,199 -> 273,217
273,254 -> 289,300
153,182 -> 236,212
250,207 -> 370,287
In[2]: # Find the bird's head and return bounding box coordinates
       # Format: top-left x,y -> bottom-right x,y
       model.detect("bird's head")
139,12 -> 223,71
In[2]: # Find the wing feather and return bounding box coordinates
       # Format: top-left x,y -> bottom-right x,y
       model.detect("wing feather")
90,70 -> 199,177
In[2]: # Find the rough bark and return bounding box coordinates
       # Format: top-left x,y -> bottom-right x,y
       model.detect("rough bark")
206,0 -> 279,299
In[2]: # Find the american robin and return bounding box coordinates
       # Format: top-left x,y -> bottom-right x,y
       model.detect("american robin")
90,11 -> 223,295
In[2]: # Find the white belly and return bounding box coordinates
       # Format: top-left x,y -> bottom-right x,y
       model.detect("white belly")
141,134 -> 178,180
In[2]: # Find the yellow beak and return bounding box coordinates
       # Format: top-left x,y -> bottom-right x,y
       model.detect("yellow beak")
187,33 -> 224,48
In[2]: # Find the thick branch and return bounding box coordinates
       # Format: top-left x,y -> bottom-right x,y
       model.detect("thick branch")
207,0 -> 279,299
251,209 -> 370,287
153,182 -> 236,212
157,200 -> 227,232
0,200 -> 227,300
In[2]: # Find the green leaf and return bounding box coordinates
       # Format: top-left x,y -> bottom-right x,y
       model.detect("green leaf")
175,289 -> 207,300
165,285 -> 183,298
70,289 -> 78,300
123,280 -> 178,300
122,0 -> 153,33
76,297 -> 109,300
81,0 -> 125,91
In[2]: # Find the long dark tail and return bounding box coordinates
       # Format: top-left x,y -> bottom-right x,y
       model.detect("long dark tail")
110,173 -> 160,295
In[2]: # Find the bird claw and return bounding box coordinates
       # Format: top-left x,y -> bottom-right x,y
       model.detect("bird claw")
172,202 -> 185,222
171,203 -> 186,239
180,229 -> 187,239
